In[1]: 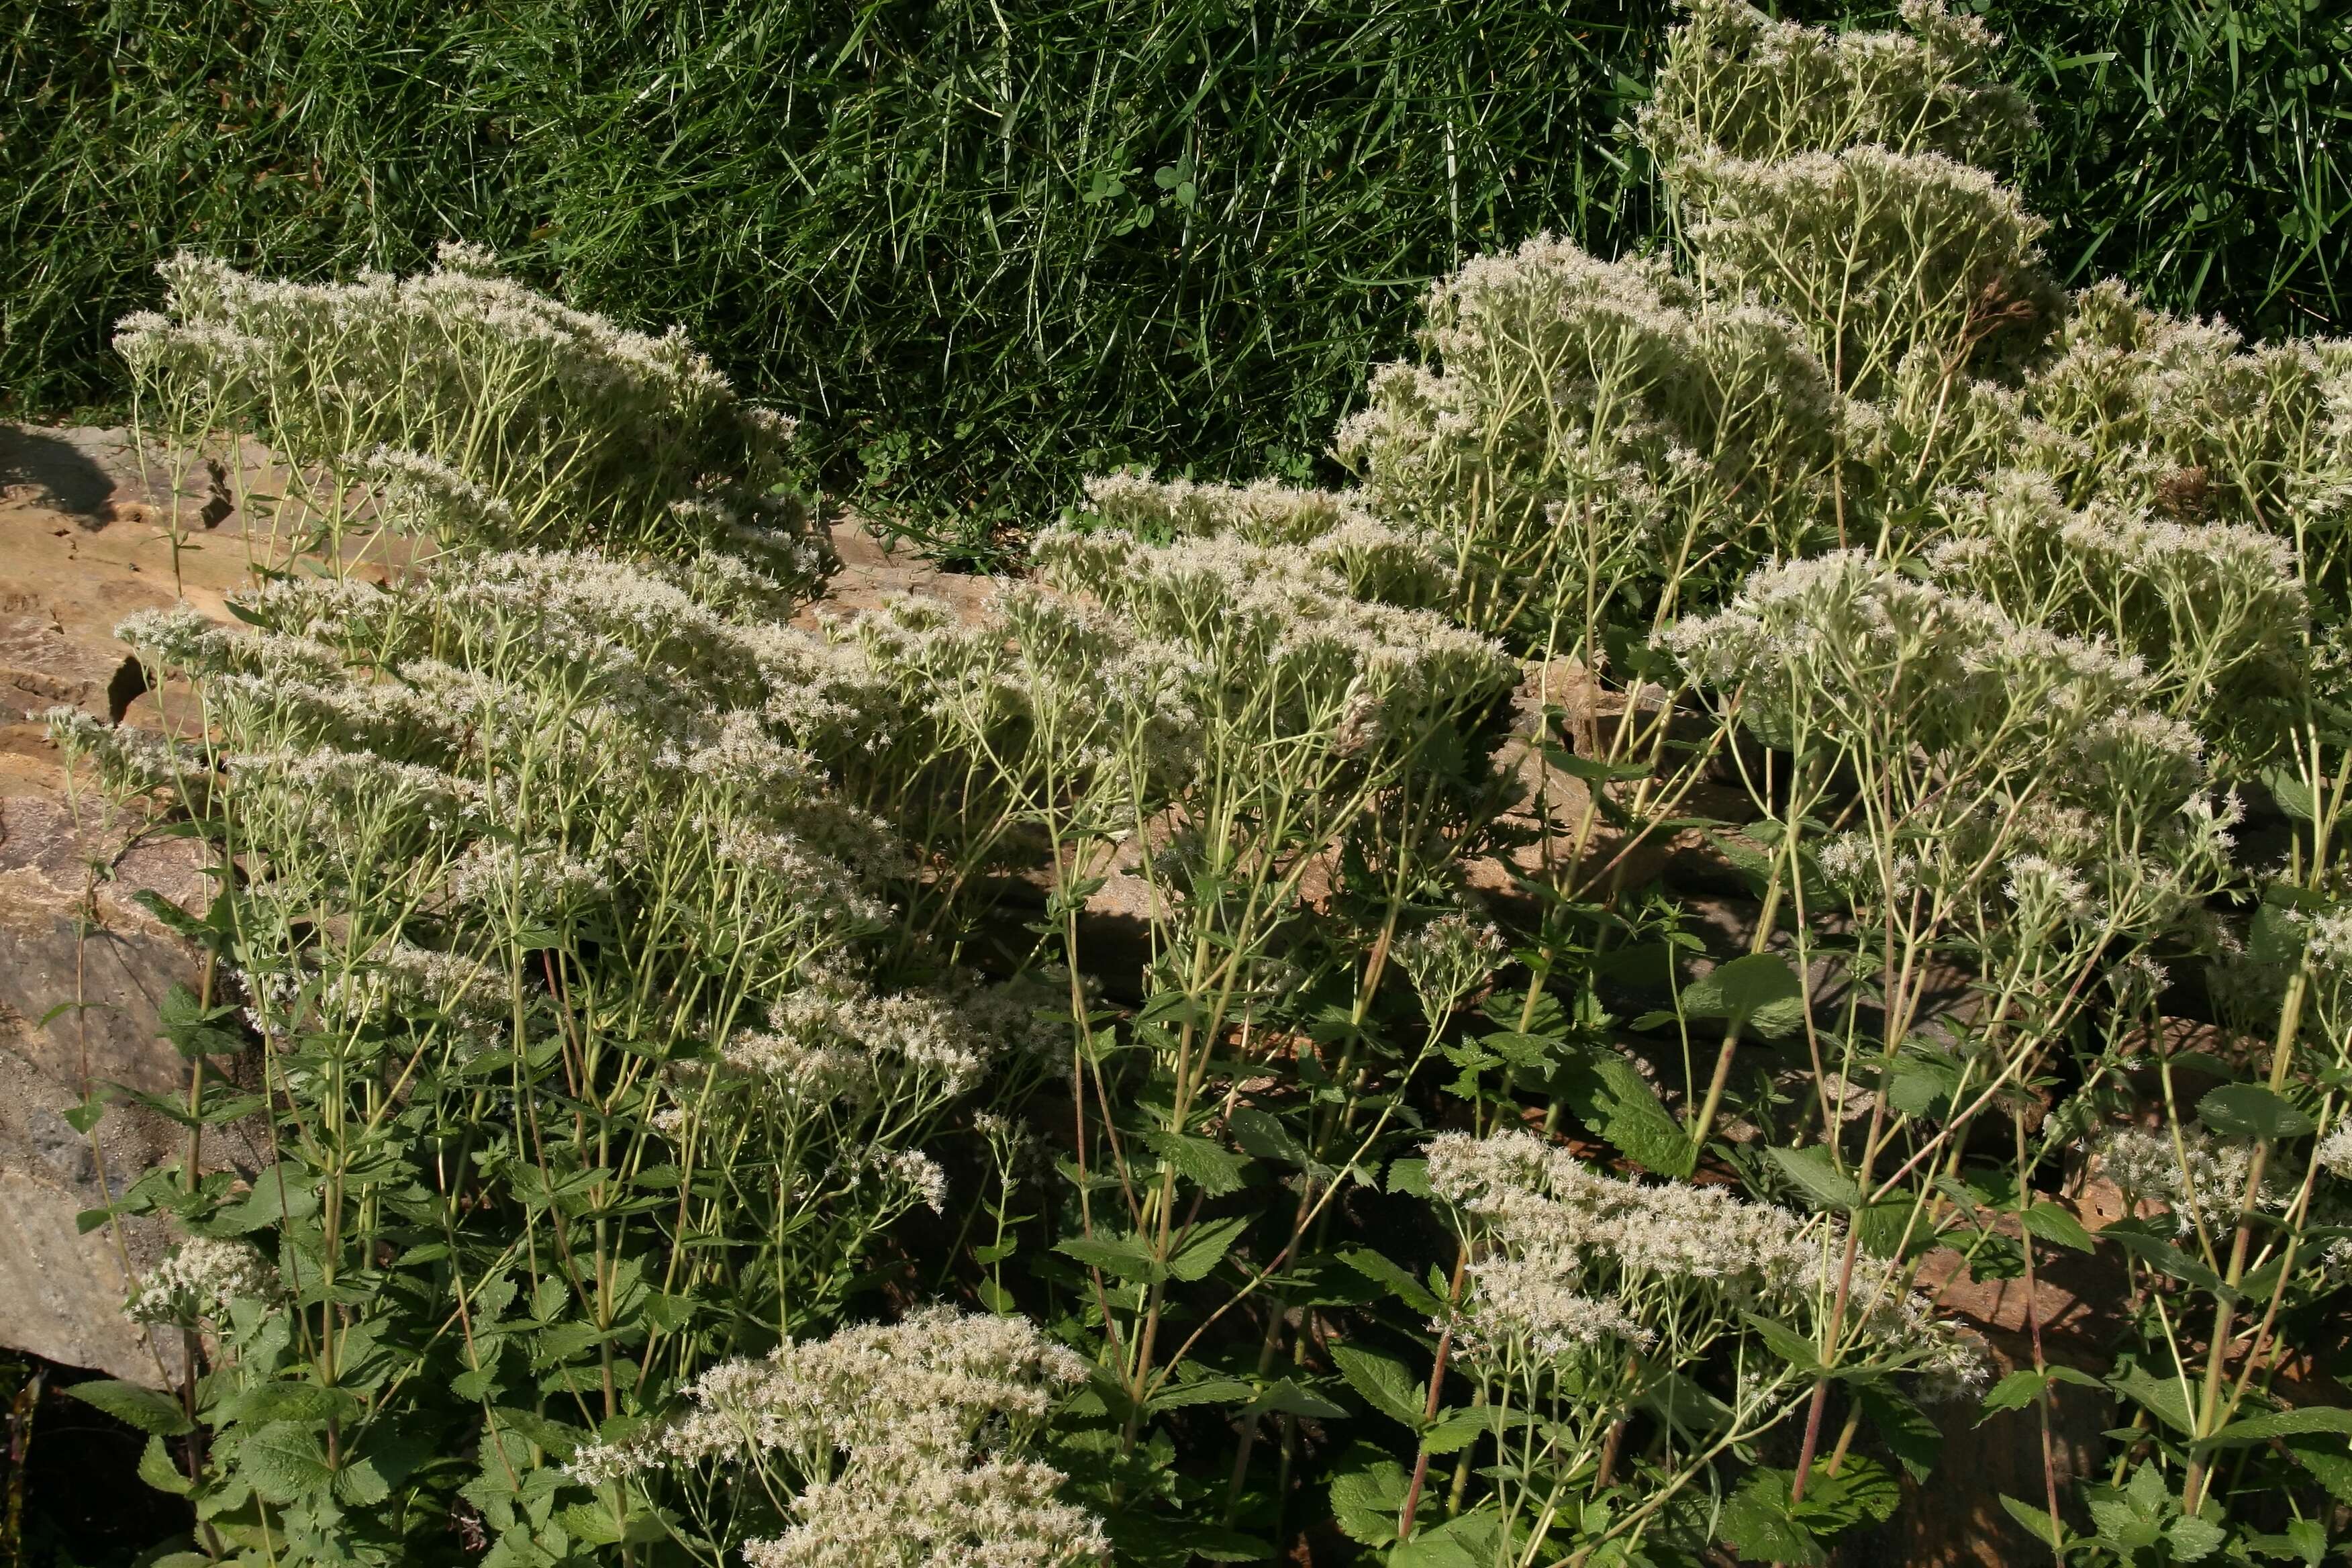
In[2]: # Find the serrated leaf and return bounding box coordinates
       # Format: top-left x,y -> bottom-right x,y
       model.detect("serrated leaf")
1168,1214 -> 1248,1282
1056,1232 -> 1165,1283
238,1422 -> 335,1504
212,1161 -> 320,1235
1387,1158 -> 1431,1196
2021,1199 -> 2096,1253
2261,768 -> 2317,823
1555,1045 -> 1694,1177
1682,952 -> 1802,1025
1335,1246 -> 1444,1316
2108,1365 -> 2196,1435
1145,1377 -> 1253,1412
1227,1106 -> 1309,1167
1978,1369 -> 2049,1421
1886,1055 -> 1962,1119
2168,1513 -> 2226,1561
62,1378 -> 192,1436
1740,1311 -> 1823,1374
1719,1471 -> 1823,1565
491,1406 -> 582,1459
2000,1493 -> 2065,1550
1853,1379 -> 1942,1481
1795,1455 -> 1900,1530
1421,1405 -> 1512,1455
1765,1144 -> 1860,1212
2206,1406 -> 2352,1446
138,1433 -> 193,1495
1332,1345 -> 1426,1428
1328,1451 -> 1410,1547
1393,1509 -> 1500,1568
2285,1434 -> 2352,1504
2198,1083 -> 2314,1140
1245,1377 -> 1349,1420
1638,1369 -> 1734,1436
1144,1129 -> 1249,1197
2103,1222 -> 2236,1299
557,1502 -> 625,1545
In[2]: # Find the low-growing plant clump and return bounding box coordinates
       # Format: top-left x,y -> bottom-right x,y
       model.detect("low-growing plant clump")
43,3 -> 2352,1565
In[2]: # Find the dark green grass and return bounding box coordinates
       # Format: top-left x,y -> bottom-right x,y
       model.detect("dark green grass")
4,0 -> 2343,557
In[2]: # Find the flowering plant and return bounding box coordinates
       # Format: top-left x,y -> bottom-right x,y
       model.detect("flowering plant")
50,3 -> 2352,1565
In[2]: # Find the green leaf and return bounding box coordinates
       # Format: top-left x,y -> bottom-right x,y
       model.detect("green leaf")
1638,1370 -> 1735,1437
1978,1369 -> 2049,1422
557,1503 -> 625,1545
1244,1378 -> 1348,1420
227,1383 -> 360,1426
62,1379 -> 192,1436
1999,1494 -> 2065,1551
2206,1406 -> 2352,1446
1854,1196 -> 1928,1259
1555,1045 -> 1695,1177
63,1099 -> 105,1134
138,1433 -> 193,1496
1332,1345 -> 1426,1428
1393,1510 -> 1500,1568
334,1455 -> 393,1506
1885,1055 -> 1962,1119
238,1422 -> 336,1504
2021,1200 -> 2096,1253
1795,1456 -> 1900,1530
491,1406 -> 583,1460
1143,1130 -> 1249,1197
2285,1434 -> 2352,1504
2168,1514 -> 2226,1561
1328,1449 -> 1409,1547
1387,1158 -> 1431,1197
1537,744 -> 1652,784
158,982 -> 245,1059
2108,1365 -> 2197,1436
2103,1222 -> 2236,1299
2259,768 -> 2316,824
2198,1084 -> 2314,1140
1853,1380 -> 1942,1481
1681,952 -> 1802,1030
1056,1233 -> 1165,1283
1740,1312 -> 1823,1375
1719,1471 -> 1823,1566
1421,1405 -> 1510,1455
1145,1377 -> 1254,1412
1168,1214 -> 1248,1282
1227,1107 -> 1309,1167
212,1161 -> 320,1234
1765,1144 -> 1860,1212
1335,1246 -> 1445,1316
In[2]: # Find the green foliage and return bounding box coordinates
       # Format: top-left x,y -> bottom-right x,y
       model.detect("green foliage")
5,0 -> 2347,552
34,4 -> 2352,1565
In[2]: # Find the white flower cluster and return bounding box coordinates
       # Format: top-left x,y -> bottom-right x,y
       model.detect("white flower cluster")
1395,912 -> 1508,1019
115,246 -> 824,573
567,1308 -> 1101,1566
126,1236 -> 283,1326
1638,0 -> 2032,173
742,1459 -> 1107,1568
1428,1130 -> 1981,1393
1427,1130 -> 1820,1300
2094,1128 -> 2284,1238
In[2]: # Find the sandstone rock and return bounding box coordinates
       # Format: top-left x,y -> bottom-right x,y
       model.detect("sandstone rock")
793,511 -> 1000,628
0,423 -> 268,1385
